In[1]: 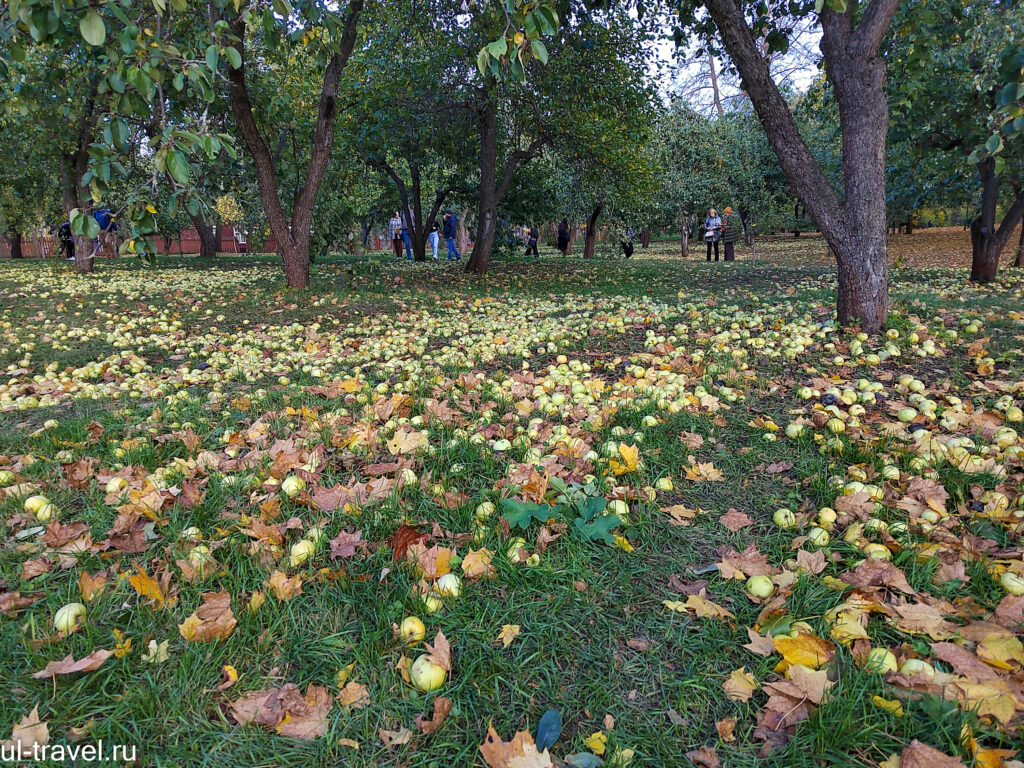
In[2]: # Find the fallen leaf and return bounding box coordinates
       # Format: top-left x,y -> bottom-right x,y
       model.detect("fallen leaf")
723,667 -> 759,702
128,565 -> 176,609
267,570 -> 303,601
417,696 -> 452,735
479,723 -> 554,768
871,696 -> 904,716
20,557 -> 52,580
663,595 -> 735,621
685,745 -> 719,768
497,624 -> 521,648
1,706 -> 48,758
718,509 -> 753,531
684,460 -> 723,482
679,431 -> 704,449
32,650 -> 113,679
898,740 -> 966,768
773,632 -> 836,669
462,548 -> 496,579
663,504 -> 699,526
379,727 -> 414,747
337,681 -> 370,709
142,639 -> 170,664
77,571 -> 109,602
230,683 -> 332,739
424,630 -> 452,671
715,716 -> 737,742
177,591 -> 237,642
329,529 -> 363,559
742,628 -> 775,656
216,665 -> 239,691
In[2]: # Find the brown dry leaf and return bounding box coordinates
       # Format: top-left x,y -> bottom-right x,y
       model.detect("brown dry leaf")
478,723 -> 554,768
462,548 -> 496,579
794,549 -> 827,575
685,745 -> 719,768
379,726 -> 414,747
841,559 -> 916,595
337,682 -> 370,710
424,630 -> 452,671
723,667 -> 759,702
128,565 -> 176,609
718,509 -> 753,532
496,624 -> 521,648
663,504 -> 699,526
742,628 -> 775,656
77,571 -> 109,602
626,637 -> 651,651
407,542 -> 455,580
2,706 -> 48,757
715,716 -> 737,743
663,594 -> 735,621
20,557 -> 52,580
32,650 -> 113,679
835,491 -> 874,519
785,665 -> 834,705
773,632 -> 836,669
679,431 -> 704,449
386,429 -> 427,455
898,740 -> 966,768
216,665 -> 239,691
891,602 -> 956,639
329,529 -> 363,559
177,591 -> 237,642
231,683 -> 333,740
267,570 -> 304,601
417,696 -> 452,736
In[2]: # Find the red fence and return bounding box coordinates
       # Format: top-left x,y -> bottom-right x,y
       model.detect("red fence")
1,227 -> 277,258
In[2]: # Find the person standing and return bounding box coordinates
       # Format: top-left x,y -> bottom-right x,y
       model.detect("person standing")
428,218 -> 440,259
556,219 -> 570,257
399,206 -> 414,260
721,207 -> 742,261
704,208 -> 723,262
442,210 -> 461,260
524,225 -> 539,257
388,211 -> 403,258
57,220 -> 74,260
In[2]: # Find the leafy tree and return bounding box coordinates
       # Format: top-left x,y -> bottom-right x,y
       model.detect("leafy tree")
676,0 -> 904,333
887,0 -> 1023,281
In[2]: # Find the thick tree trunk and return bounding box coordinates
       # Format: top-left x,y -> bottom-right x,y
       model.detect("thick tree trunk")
192,211 -> 218,258
7,227 -> 23,258
969,159 -> 1024,282
457,206 -> 473,256
740,208 -> 753,245
704,0 -> 898,332
641,229 -> 650,248
904,220 -> 913,235
60,158 -> 94,274
568,224 -> 578,254
583,203 -> 602,259
1014,223 -> 1024,267
225,0 -> 361,288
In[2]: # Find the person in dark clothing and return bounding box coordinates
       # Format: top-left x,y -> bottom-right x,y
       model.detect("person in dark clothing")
524,225 -> 539,257
442,210 -> 461,260
621,238 -> 634,258
556,219 -> 570,256
399,206 -> 413,260
721,207 -> 742,261
704,208 -> 723,262
57,221 -> 74,260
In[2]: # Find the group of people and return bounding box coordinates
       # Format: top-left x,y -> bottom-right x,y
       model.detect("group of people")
57,208 -> 118,261
702,206 -> 742,261
388,208 -> 461,261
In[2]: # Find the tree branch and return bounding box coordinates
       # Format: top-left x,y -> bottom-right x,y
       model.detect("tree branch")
850,0 -> 902,58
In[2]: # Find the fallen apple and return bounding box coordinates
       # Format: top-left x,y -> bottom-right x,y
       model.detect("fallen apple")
999,571 -> 1024,595
0,470 -> 16,486
23,495 -> 50,513
807,527 -> 830,547
281,476 -> 305,497
399,615 -> 426,644
105,476 -> 130,495
436,573 -> 461,598
746,574 -> 775,599
773,508 -> 796,528
54,602 -> 87,633
410,654 -> 447,691
864,647 -> 897,673
289,539 -> 316,567
899,658 -> 935,679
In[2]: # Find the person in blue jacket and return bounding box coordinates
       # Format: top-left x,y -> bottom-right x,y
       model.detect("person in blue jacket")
442,210 -> 461,260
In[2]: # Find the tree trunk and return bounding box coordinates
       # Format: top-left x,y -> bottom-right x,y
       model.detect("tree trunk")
568,223 -> 578,254
681,216 -> 689,258
215,223 -> 224,254
740,209 -> 753,245
457,206 -> 473,256
708,51 -> 725,117
192,211 -> 218,258
704,0 -> 898,332
583,203 -> 602,259
969,159 -> 1024,282
904,220 -> 913,235
225,0 -> 361,288
641,228 -> 651,248
1014,223 -> 1024,267
7,226 -> 23,258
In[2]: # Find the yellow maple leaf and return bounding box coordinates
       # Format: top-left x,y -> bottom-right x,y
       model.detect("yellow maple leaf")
583,731 -> 607,755
461,548 -> 496,579
496,625 -> 521,647
683,460 -> 723,482
871,696 -> 904,716
608,443 -> 641,475
613,535 -> 634,552
722,667 -> 759,701
128,566 -> 174,609
976,632 -> 1024,671
662,595 -> 735,621
773,632 -> 836,669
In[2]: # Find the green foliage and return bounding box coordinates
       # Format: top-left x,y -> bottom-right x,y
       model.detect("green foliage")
500,478 -> 623,545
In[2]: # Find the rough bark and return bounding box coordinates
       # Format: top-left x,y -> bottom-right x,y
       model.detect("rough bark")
583,203 -> 602,259
6,226 -> 23,258
192,211 -> 218,258
641,229 -> 651,248
225,0 -> 362,287
1014,223 -> 1024,268
466,86 -> 544,273
969,159 -> 1024,282
704,0 -> 898,332
59,86 -> 100,274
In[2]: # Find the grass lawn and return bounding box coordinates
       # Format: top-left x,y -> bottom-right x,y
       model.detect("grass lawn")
1,229 -> 1023,767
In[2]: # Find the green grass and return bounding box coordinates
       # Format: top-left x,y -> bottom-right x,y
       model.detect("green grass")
1,235 -> 1023,767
